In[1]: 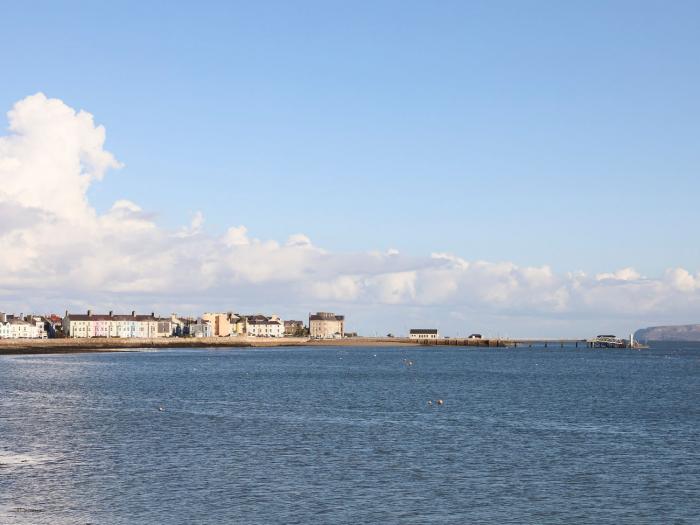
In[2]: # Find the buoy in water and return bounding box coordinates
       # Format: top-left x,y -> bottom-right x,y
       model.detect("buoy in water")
427,400 -> 433,406
158,406 -> 165,412
436,399 -> 444,406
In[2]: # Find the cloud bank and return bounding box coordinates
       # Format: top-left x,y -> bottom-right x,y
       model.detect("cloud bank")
1,94 -> 698,335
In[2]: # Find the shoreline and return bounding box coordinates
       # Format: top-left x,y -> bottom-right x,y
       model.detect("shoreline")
0,336 -> 419,355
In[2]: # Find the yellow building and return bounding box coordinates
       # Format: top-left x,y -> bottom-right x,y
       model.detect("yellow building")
201,312 -> 239,337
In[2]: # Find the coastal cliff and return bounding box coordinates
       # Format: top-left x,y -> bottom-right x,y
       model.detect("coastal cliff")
635,324 -> 700,342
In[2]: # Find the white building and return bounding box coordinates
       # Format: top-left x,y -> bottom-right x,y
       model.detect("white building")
63,311 -> 172,338
0,317 -> 43,339
244,315 -> 284,337
409,329 -> 439,340
309,312 -> 344,339
28,316 -> 48,338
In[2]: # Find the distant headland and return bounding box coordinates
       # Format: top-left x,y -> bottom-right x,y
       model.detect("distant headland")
635,324 -> 700,342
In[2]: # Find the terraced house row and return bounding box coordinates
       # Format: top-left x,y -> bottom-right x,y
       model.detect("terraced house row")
62,311 -> 296,338
63,311 -> 172,338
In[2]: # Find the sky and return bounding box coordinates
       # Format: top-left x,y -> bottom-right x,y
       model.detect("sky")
1,1 -> 699,337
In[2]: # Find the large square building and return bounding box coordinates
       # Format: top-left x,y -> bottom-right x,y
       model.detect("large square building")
309,312 -> 344,339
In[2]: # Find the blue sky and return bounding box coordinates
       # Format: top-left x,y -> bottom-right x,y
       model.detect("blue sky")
1,1 -> 699,335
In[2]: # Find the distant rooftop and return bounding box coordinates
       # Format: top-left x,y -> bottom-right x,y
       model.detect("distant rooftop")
67,311 -> 169,322
309,312 -> 344,321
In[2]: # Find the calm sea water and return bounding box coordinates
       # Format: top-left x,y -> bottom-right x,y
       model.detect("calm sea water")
1,343 -> 698,524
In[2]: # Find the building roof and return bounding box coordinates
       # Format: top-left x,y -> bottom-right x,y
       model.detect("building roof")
67,313 -> 171,322
410,329 -> 438,334
3,318 -> 33,326
246,315 -> 282,325
309,312 -> 344,321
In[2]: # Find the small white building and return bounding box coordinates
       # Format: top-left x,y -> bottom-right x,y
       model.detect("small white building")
409,329 -> 439,340
28,316 -> 48,338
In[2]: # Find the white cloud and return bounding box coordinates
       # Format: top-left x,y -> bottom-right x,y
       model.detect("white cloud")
665,268 -> 699,292
286,233 -> 312,247
0,92 -> 120,224
176,211 -> 205,238
596,267 -> 642,281
222,225 -> 250,247
1,93 -> 699,335
310,275 -> 362,301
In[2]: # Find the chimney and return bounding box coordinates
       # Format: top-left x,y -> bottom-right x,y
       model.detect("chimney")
87,310 -> 92,317
109,310 -> 113,317
151,312 -> 155,318
131,310 -> 135,317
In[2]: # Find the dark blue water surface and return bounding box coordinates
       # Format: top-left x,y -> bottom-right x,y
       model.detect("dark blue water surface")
1,343 -> 699,524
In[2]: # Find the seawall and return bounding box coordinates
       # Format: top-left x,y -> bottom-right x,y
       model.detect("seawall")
0,336 -> 311,354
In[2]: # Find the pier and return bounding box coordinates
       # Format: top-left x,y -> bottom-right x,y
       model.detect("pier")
417,338 -> 622,349
417,338 -> 507,347
507,339 -> 588,348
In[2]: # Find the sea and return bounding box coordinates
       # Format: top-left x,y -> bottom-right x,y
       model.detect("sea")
1,343 -> 698,524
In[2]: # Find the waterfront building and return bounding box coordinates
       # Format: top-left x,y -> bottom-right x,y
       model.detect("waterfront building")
231,315 -> 246,336
201,312 -> 240,337
170,314 -> 188,336
43,314 -> 63,337
28,316 -> 48,338
0,316 -> 43,339
284,320 -> 305,336
309,312 -> 344,339
63,311 -> 172,338
409,329 -> 439,340
188,318 -> 213,338
244,315 -> 284,337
